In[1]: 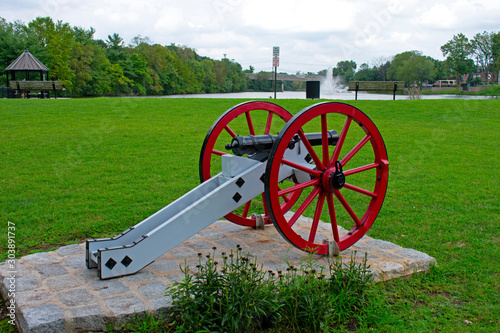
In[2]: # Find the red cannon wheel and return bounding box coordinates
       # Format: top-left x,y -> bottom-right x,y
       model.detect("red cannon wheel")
199,101 -> 300,227
264,102 -> 389,254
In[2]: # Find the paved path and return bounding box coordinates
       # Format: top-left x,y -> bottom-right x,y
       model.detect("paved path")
1,216 -> 436,332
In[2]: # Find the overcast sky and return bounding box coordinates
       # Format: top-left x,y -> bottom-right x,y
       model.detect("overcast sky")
3,0 -> 499,73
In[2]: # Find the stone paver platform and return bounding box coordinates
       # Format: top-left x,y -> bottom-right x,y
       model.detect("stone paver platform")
1,216 -> 436,332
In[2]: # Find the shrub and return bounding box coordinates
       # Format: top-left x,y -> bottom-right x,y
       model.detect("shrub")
166,246 -> 374,332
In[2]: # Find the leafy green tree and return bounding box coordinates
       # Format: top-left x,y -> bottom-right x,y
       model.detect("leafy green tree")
472,31 -> 495,83
333,60 -> 357,84
373,58 -> 391,81
129,53 -> 151,95
441,33 -> 475,83
430,58 -> 449,81
106,33 -> 128,64
0,19 -> 27,82
492,32 -> 500,77
387,51 -> 435,85
27,17 -> 75,89
352,63 -> 378,81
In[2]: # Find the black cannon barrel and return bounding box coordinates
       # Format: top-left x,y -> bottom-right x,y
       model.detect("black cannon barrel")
226,130 -> 339,156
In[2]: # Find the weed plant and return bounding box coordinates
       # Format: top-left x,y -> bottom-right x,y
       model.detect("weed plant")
166,246 -> 374,332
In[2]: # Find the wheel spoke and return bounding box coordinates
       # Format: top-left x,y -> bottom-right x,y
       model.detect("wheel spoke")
343,183 -> 377,198
298,130 -> 324,170
334,190 -> 362,228
224,124 -> 236,138
343,162 -> 379,176
326,193 -> 340,242
245,111 -> 256,135
212,149 -> 228,156
330,116 -> 352,165
242,200 -> 252,218
288,186 -> 320,227
278,186 -> 290,202
321,114 -> 330,166
341,134 -> 372,167
308,192 -> 326,243
278,179 -> 319,197
281,159 -> 322,177
264,111 -> 273,134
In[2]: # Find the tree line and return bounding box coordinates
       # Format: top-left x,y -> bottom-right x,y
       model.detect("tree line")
325,31 -> 500,87
1,16 -> 499,96
0,17 -> 247,96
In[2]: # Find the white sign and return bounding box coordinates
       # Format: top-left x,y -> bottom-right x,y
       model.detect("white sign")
273,57 -> 279,67
273,46 -> 279,67
273,46 -> 280,57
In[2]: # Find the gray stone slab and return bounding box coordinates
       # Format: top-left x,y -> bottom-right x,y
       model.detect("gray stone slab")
91,279 -> 130,296
124,269 -> 157,283
198,229 -> 227,239
76,268 -> 101,283
364,238 -> 402,250
151,296 -> 173,316
104,294 -> 147,317
138,281 -> 168,299
22,252 -> 59,265
215,223 -> 245,233
350,250 -> 380,261
396,248 -> 437,271
70,305 -> 108,332
185,239 -> 216,250
46,275 -> 83,291
19,304 -> 65,333
247,239 -> 282,250
55,244 -> 84,257
168,246 -> 199,260
13,274 -> 42,292
63,256 -> 86,269
150,260 -> 180,273
35,264 -> 68,278
58,289 -> 98,307
372,261 -> 405,279
377,251 -> 406,260
396,248 -> 435,262
16,289 -> 56,308
0,261 -> 30,278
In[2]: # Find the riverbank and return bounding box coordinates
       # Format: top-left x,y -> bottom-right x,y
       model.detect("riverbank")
140,90 -> 499,100
423,84 -> 500,96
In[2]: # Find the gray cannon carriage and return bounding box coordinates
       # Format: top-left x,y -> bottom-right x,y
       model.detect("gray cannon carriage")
86,101 -> 389,279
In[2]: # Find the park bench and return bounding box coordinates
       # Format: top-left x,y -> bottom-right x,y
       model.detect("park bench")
348,81 -> 405,100
9,80 -> 64,99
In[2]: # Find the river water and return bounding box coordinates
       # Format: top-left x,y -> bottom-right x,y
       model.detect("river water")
155,90 -> 497,100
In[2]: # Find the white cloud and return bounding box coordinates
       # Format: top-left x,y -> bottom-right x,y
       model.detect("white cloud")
241,0 -> 357,33
2,0 -> 498,73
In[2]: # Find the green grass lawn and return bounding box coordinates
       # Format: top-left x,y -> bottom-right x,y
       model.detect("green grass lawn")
0,98 -> 499,331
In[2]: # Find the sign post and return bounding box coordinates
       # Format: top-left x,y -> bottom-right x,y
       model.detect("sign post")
272,47 -> 279,99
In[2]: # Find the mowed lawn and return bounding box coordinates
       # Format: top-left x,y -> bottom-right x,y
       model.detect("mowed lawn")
0,97 -> 499,331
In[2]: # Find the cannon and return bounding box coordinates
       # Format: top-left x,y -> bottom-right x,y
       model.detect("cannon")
86,101 -> 389,279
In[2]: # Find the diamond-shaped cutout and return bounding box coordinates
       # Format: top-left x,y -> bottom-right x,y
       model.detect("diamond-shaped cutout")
304,154 -> 312,163
260,173 -> 266,183
236,177 -> 245,188
233,192 -> 242,203
121,256 -> 133,267
105,258 -> 117,270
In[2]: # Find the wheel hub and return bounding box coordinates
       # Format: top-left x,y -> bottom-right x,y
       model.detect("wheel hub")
321,161 -> 345,192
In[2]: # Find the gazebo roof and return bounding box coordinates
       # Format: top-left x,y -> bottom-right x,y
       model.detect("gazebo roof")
5,50 -> 49,72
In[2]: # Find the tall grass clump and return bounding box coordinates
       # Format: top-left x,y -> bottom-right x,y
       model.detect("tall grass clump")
165,246 -> 375,332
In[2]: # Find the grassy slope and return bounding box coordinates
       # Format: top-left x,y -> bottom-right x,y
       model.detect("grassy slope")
0,98 -> 498,331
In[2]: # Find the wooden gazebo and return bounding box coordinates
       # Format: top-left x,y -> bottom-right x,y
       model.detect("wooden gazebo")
5,50 -> 63,98
5,50 -> 49,83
